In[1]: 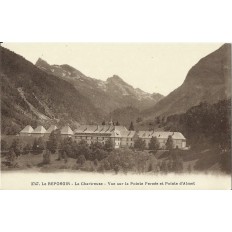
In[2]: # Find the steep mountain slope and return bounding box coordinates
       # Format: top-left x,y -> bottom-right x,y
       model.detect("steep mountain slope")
143,43 -> 231,118
1,47 -> 102,134
108,106 -> 141,127
165,99 -> 231,173
35,59 -> 163,113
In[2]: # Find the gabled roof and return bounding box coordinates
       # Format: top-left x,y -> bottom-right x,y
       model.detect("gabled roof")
20,125 -> 34,133
98,125 -> 114,133
137,131 -> 150,138
74,125 -> 97,133
45,125 -> 58,134
84,125 -> 98,133
73,125 -> 128,134
61,126 -> 73,135
32,126 -> 46,134
114,126 -> 128,132
138,131 -> 186,140
74,125 -> 87,133
110,130 -> 121,137
121,130 -> 136,138
153,132 -> 186,140
74,125 -> 115,134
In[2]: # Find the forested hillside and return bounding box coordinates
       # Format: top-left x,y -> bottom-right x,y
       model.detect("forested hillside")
1,47 -> 102,134
161,99 -> 231,173
164,99 -> 231,150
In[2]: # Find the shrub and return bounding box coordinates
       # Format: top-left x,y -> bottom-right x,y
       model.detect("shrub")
23,143 -> 32,155
47,129 -> 61,153
43,150 -> 51,164
166,135 -> 174,150
134,138 -> 146,151
1,139 -> 9,151
77,155 -> 86,166
103,139 -> 114,152
6,148 -> 17,167
10,138 -> 24,156
149,136 -> 160,150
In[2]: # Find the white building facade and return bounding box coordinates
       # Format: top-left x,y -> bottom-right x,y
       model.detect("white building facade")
137,131 -> 186,149
19,125 -> 186,150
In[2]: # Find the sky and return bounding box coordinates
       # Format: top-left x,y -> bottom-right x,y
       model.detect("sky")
2,43 -> 222,96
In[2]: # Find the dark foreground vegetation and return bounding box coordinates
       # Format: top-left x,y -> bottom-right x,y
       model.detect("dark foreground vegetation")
137,99 -> 231,174
1,126 -> 230,174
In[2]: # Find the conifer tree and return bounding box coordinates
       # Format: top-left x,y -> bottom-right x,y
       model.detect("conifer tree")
166,135 -> 174,150
134,138 -> 146,151
129,121 -> 134,131
149,136 -> 160,150
104,139 -> 114,152
43,149 -> 51,164
10,138 -> 23,156
47,129 -> 61,153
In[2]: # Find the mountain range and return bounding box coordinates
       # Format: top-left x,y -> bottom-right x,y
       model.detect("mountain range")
1,46 -> 162,134
1,44 -> 231,134
35,58 -> 163,114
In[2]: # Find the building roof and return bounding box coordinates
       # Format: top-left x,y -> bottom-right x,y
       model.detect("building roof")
20,125 -> 34,133
61,126 -> 73,135
73,125 -> 186,140
114,126 -> 128,132
121,130 -> 136,138
74,125 -> 128,135
32,126 -> 46,134
95,125 -> 114,133
45,125 -> 58,134
138,131 -> 186,140
74,125 -> 96,133
110,130 -> 121,138
84,125 -> 99,133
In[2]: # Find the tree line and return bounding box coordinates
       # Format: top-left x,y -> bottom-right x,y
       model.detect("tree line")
1,129 -> 184,173
164,99 -> 231,150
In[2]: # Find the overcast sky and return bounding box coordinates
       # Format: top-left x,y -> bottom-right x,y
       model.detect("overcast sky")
2,43 -> 222,96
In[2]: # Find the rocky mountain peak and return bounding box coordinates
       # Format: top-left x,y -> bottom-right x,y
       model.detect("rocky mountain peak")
184,43 -> 231,87
35,58 -> 50,69
35,58 -> 163,113
107,75 -> 127,83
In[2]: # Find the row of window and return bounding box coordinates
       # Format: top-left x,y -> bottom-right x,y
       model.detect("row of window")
74,136 -> 133,141
75,136 -> 107,140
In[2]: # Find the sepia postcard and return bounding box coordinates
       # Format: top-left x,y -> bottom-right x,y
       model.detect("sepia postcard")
0,43 -> 231,190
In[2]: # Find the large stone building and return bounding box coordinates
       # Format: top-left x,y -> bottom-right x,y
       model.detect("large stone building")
73,125 -> 137,149
19,124 -> 186,150
137,131 -> 186,149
